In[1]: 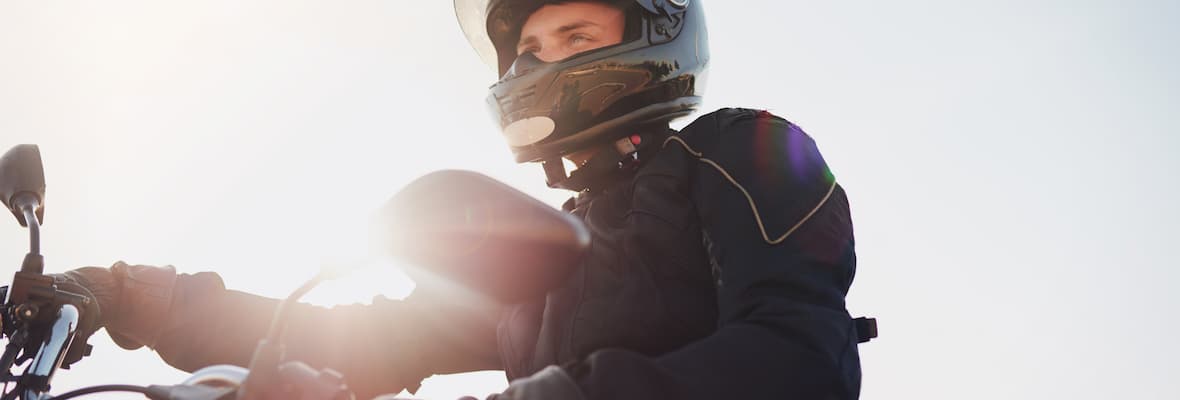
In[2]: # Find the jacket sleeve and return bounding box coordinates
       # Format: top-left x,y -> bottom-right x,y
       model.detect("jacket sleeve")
142,272 -> 503,399
564,109 -> 863,399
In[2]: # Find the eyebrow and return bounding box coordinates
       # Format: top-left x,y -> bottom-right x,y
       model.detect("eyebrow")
517,20 -> 600,48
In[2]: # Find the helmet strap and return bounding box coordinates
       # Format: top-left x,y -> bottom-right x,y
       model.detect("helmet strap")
543,128 -> 672,192
542,158 -> 569,190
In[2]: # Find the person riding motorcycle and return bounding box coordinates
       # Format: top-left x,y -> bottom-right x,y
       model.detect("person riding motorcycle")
57,1 -> 872,399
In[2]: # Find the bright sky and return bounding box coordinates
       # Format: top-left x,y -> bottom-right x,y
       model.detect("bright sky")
0,0 -> 1177,399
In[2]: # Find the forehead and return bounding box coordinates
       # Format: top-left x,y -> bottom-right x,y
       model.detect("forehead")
519,2 -> 623,36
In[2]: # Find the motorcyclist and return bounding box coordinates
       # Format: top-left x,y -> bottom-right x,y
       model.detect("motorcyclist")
56,1 -> 872,399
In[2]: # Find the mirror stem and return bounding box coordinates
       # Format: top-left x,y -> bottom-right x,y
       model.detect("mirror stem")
22,205 -> 40,256
17,198 -> 44,274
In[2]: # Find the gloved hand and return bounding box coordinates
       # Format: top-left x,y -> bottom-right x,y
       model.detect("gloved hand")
48,268 -> 108,367
483,366 -> 586,400
50,261 -> 178,363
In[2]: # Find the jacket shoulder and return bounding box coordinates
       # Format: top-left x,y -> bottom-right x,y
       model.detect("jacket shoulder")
675,107 -> 831,180
668,108 -> 839,244
682,107 -> 795,133
684,107 -> 778,130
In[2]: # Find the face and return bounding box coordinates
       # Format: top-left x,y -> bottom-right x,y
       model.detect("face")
516,2 -> 627,63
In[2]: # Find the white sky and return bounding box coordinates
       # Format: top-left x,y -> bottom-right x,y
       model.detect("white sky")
1,0 -> 1177,399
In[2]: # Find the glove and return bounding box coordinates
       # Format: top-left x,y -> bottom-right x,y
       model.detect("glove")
48,268 -> 107,367
484,366 -> 586,400
51,262 -> 178,354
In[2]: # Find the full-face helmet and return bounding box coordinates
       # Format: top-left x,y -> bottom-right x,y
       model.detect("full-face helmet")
455,0 -> 709,166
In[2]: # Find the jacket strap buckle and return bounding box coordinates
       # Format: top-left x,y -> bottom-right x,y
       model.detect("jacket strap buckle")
854,317 -> 878,344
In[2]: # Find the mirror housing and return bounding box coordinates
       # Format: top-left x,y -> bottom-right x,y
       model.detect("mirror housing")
379,170 -> 589,304
0,145 -> 46,227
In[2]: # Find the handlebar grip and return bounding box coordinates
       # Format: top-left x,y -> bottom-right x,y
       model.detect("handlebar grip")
23,304 -> 79,392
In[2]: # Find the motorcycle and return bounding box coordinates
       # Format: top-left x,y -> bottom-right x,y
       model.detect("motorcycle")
0,144 -> 590,400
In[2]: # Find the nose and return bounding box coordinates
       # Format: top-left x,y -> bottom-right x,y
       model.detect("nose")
505,52 -> 546,78
533,47 -> 567,64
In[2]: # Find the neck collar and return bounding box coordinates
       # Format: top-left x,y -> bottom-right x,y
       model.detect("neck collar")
543,128 -> 671,193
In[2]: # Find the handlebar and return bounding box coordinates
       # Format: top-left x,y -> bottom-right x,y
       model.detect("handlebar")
25,304 -> 77,393
0,302 -> 79,400
0,286 -> 352,400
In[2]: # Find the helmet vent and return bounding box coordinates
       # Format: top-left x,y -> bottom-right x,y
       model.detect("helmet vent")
496,85 -> 536,109
517,86 -> 537,101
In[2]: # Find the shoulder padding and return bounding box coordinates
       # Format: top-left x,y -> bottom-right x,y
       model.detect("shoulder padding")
666,108 -> 837,245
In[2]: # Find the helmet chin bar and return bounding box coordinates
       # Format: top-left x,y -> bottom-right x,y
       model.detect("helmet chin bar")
511,96 -> 701,163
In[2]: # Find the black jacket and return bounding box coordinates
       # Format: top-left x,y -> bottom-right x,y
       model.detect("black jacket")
143,108 -> 864,399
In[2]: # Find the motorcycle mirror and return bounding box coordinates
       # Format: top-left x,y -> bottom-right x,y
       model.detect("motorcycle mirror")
378,170 -> 590,304
0,145 -> 47,227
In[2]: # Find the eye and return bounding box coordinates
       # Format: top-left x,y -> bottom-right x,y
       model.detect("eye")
517,45 -> 540,56
568,34 -> 591,46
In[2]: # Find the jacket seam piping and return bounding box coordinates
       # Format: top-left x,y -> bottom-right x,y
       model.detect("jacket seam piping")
565,199 -> 596,364
663,135 -> 837,245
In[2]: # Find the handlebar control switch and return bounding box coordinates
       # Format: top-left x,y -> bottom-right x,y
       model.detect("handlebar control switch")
9,272 -> 54,306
